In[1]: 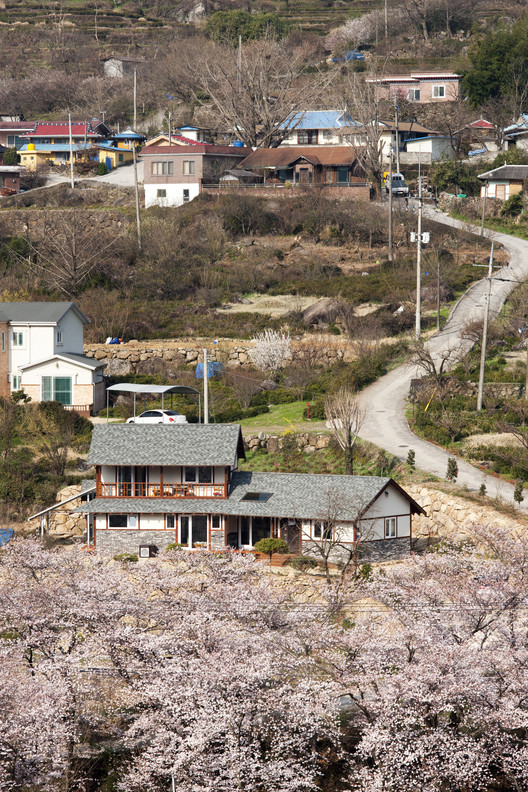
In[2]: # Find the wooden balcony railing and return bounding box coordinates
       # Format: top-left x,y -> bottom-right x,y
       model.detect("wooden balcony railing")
98,482 -> 227,499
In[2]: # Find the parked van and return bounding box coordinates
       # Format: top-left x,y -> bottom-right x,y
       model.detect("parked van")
384,172 -> 409,197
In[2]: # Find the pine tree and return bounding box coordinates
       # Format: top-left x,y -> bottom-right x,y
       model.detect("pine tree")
406,448 -> 416,471
514,481 -> 525,508
446,457 -> 458,482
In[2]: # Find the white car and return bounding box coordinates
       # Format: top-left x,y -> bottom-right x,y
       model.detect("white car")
126,410 -> 188,425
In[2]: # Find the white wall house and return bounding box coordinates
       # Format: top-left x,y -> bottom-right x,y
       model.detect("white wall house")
79,424 -> 425,561
478,165 -> 528,200
0,302 -> 106,415
402,136 -> 454,164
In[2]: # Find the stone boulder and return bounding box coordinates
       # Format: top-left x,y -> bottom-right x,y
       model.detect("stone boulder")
106,357 -> 133,376
303,298 -> 342,326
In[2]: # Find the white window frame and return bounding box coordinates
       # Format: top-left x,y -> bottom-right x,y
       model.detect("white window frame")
157,188 -> 167,198
408,88 -> 420,102
183,188 -> 190,202
152,161 -> 174,176
56,330 -> 63,345
432,85 -> 445,99
12,375 -> 21,390
182,160 -> 195,175
108,513 -> 138,530
11,331 -> 24,348
384,517 -> 397,538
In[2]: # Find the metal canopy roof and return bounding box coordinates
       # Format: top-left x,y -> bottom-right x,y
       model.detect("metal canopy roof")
105,383 -> 202,422
106,384 -> 200,396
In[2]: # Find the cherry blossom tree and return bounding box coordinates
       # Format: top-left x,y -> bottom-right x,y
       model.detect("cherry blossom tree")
248,329 -> 291,378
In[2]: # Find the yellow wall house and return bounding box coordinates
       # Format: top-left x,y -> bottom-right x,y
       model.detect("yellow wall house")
18,120 -> 110,170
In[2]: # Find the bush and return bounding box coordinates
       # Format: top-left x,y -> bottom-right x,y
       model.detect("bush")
113,553 -> 138,563
500,192 -> 524,217
304,399 -> 325,420
97,162 -> 108,176
2,148 -> 18,166
165,543 -> 186,552
288,555 -> 319,572
254,537 -> 289,560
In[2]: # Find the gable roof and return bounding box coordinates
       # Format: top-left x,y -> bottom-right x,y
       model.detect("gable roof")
478,165 -> 528,181
0,122 -> 35,132
239,146 -> 359,169
87,424 -> 246,466
378,120 -> 439,134
0,301 -> 88,325
79,470 -> 425,520
19,353 -> 104,372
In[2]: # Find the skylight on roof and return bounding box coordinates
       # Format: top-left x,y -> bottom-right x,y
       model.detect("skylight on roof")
241,492 -> 272,502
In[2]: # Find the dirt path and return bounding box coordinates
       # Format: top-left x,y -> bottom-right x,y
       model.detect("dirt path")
356,209 -> 528,511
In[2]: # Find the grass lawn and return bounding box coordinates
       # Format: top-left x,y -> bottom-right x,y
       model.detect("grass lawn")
238,400 -> 328,434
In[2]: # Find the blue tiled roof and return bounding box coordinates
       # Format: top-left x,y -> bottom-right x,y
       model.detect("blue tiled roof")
19,143 -> 86,152
279,111 -> 356,131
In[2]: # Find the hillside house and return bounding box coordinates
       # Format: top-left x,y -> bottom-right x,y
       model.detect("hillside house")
0,302 -> 106,415
0,121 -> 35,150
368,72 -> 461,104
0,164 -> 25,194
78,423 -> 425,561
478,165 -> 528,201
103,55 -> 145,79
238,146 -> 367,190
18,120 -> 111,170
275,111 -> 356,146
140,143 -> 252,208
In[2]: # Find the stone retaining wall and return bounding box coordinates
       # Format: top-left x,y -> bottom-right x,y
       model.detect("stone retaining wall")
407,484 -> 528,541
244,433 -> 331,453
83,337 -> 354,376
48,485 -> 87,537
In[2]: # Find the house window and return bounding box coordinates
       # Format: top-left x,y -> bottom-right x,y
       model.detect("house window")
408,88 -> 420,102
151,161 -> 174,176
297,130 -> 318,145
337,167 -> 349,184
179,514 -> 207,547
182,160 -> 195,175
56,331 -> 63,345
12,331 -> 24,347
1,332 -> 4,352
166,514 -> 176,529
198,466 -> 212,484
432,85 -> 445,98
118,153 -> 123,162
183,189 -> 190,202
384,517 -> 397,538
184,466 -> 196,483
12,375 -> 20,390
42,376 -> 72,405
212,514 -> 221,529
109,514 -> 138,529
157,189 -> 167,198
313,521 -> 332,540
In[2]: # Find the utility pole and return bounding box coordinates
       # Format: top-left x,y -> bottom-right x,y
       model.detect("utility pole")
436,258 -> 441,331
237,35 -> 242,86
168,109 -> 172,145
388,151 -> 393,263
415,153 -> 423,339
203,348 -> 209,424
394,95 -> 400,174
384,0 -> 388,40
480,182 -> 488,237
476,241 -> 494,412
132,69 -> 141,250
68,112 -> 74,189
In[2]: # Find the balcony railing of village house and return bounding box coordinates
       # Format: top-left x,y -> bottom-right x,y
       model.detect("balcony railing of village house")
98,482 -> 227,499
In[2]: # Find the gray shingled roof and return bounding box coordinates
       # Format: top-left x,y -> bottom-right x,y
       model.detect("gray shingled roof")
87,424 -> 245,466
478,165 -> 528,180
0,301 -> 88,324
76,470 -> 423,521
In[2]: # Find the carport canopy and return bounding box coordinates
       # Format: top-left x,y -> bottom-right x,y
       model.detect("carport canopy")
106,383 -> 202,422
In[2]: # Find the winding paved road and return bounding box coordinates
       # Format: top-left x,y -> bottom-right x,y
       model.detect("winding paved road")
357,209 -> 528,509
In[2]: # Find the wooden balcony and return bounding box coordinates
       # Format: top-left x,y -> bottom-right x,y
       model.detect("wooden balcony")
98,482 -> 227,499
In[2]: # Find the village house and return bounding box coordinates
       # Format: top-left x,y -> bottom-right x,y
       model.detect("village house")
18,120 -> 111,170
0,302 -> 106,415
0,164 -> 25,194
96,128 -> 145,170
238,146 -> 368,194
368,72 -> 461,104
275,111 -> 356,146
78,423 -> 425,561
103,55 -> 145,79
140,142 -> 252,208
0,120 -> 35,150
478,164 -> 528,201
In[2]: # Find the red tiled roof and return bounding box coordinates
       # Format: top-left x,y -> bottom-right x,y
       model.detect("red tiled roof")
140,144 -> 252,156
22,122 -> 105,138
468,119 -> 495,129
